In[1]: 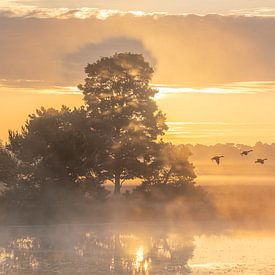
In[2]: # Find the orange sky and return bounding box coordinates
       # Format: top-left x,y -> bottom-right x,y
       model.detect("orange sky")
1,82 -> 275,145
1,4 -> 275,145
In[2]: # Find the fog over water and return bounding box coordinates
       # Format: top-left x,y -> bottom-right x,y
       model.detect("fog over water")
1,181 -> 272,274
1,221 -> 275,274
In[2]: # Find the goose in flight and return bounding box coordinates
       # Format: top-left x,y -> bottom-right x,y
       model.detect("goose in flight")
255,158 -> 267,164
241,150 -> 253,156
211,155 -> 224,165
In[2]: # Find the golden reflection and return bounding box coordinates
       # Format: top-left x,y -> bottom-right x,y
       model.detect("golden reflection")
2,223 -> 275,273
134,246 -> 150,273
0,225 -> 196,274
135,246 -> 144,265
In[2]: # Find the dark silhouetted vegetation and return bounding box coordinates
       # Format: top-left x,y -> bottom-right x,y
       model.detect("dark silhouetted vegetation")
0,53 -> 216,225
0,144 -> 17,188
79,53 -> 167,194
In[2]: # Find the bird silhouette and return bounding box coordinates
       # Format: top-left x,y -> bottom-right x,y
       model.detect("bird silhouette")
240,150 -> 253,156
255,158 -> 267,164
211,155 -> 224,165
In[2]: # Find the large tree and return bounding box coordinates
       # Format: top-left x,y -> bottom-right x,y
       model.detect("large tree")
79,53 -> 168,194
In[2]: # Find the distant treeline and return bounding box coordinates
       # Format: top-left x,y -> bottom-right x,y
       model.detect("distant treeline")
187,143 -> 275,176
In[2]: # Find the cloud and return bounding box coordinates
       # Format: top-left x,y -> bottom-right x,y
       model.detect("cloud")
63,37 -> 156,83
1,10 -> 275,87
3,1 -> 275,14
230,8 -> 275,17
0,6 -> 169,19
153,81 -> 275,98
164,121 -> 275,144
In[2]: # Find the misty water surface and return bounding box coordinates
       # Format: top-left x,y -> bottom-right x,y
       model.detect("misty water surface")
1,222 -> 275,274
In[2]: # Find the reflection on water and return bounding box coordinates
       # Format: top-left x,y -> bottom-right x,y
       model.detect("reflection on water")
0,224 -> 194,274
0,224 -> 275,274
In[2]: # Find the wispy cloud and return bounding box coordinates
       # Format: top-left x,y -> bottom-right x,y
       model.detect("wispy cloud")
2,1 -> 275,17
165,121 -> 275,144
230,8 -> 275,17
152,81 -> 275,98
0,6 -> 173,20
1,80 -> 275,96
0,80 -> 80,95
4,5 -> 275,20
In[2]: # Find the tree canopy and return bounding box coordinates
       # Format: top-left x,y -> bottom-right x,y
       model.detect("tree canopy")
79,53 -> 168,194
0,144 -> 17,184
8,106 -> 105,186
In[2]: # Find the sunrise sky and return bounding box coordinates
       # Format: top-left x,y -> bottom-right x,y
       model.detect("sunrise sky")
1,0 -> 275,145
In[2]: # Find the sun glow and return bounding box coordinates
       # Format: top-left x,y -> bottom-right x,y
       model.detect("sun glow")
151,82 -> 272,99
134,246 -> 150,273
1,80 -> 275,144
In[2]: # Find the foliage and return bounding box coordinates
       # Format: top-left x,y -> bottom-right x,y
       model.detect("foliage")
0,145 -> 17,184
8,106 -> 104,184
79,53 -> 168,193
141,143 -> 196,186
124,144 -> 217,221
4,106 -> 110,223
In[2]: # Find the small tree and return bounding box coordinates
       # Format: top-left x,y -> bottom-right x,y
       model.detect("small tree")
79,53 -> 168,194
129,144 -> 216,221
135,143 -> 196,192
156,143 -> 196,185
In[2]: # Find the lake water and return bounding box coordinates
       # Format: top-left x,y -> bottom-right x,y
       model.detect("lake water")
1,223 -> 275,274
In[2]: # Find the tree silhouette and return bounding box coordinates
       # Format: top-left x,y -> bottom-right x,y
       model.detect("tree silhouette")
8,106 -> 105,187
0,145 -> 17,184
133,143 -> 197,197
156,143 -> 196,185
79,53 -> 168,194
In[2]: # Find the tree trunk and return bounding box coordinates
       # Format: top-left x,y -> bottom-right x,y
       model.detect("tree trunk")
114,172 -> 121,195
163,166 -> 173,185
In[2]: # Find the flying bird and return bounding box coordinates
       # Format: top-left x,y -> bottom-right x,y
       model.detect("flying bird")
241,150 -> 253,156
211,155 -> 224,165
255,158 -> 267,164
